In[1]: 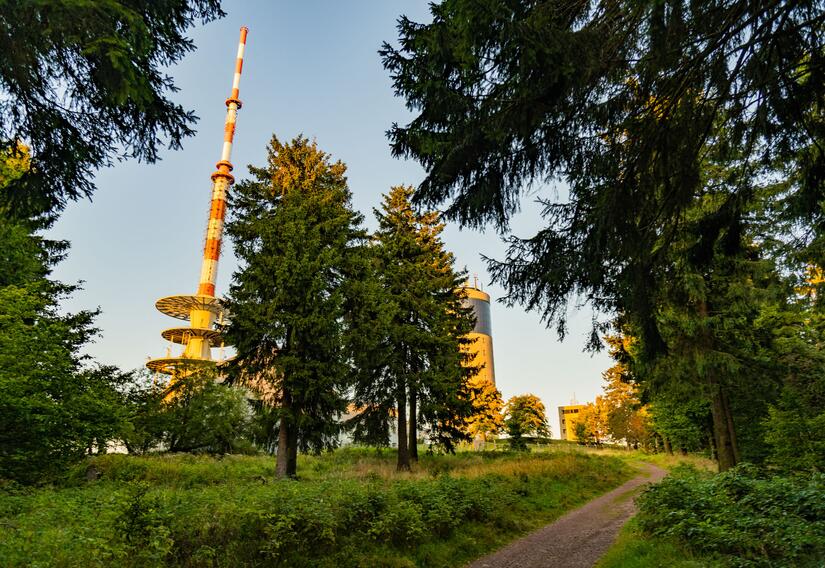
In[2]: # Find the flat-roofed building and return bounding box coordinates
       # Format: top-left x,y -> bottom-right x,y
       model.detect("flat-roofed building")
558,404 -> 587,441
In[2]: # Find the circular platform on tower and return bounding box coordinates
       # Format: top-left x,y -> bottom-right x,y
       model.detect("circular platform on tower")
146,356 -> 217,375
155,295 -> 226,321
160,326 -> 223,345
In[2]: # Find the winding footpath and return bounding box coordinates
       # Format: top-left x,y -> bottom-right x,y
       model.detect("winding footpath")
467,463 -> 667,568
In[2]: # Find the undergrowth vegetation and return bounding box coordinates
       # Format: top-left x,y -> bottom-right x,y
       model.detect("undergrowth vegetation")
633,465 -> 825,567
0,448 -> 631,567
596,518 -> 712,568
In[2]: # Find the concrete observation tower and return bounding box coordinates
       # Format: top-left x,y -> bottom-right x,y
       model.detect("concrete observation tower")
147,27 -> 249,382
462,278 -> 496,386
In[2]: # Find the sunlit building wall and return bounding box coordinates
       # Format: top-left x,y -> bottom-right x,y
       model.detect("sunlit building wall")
558,404 -> 587,441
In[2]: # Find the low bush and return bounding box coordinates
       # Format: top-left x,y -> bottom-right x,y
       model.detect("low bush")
636,464 -> 825,567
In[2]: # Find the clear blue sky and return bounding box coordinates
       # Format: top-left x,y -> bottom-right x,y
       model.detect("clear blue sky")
49,0 -> 612,437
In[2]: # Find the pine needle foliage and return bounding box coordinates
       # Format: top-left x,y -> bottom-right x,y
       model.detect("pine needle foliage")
381,0 -> 824,350
0,0 -> 225,216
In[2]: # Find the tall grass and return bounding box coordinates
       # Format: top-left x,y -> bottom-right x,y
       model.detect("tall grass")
0,448 -> 632,567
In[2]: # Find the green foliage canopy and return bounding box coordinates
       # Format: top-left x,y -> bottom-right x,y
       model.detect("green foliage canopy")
349,185 -> 476,467
0,149 -> 130,483
0,0 -> 225,216
382,0 -> 824,350
504,394 -> 550,450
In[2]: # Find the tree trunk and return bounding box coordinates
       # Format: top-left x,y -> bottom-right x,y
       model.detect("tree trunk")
721,388 -> 741,464
287,424 -> 298,478
408,388 -> 418,462
697,300 -> 737,472
708,431 -> 718,462
276,388 -> 292,478
397,388 -> 410,471
709,377 -> 737,471
276,327 -> 298,479
663,436 -> 673,456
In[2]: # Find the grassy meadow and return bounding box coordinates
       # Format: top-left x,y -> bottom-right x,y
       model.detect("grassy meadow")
0,446 -> 633,568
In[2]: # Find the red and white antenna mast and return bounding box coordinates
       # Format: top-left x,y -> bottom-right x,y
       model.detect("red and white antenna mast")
148,27 -> 249,381
199,26 -> 248,297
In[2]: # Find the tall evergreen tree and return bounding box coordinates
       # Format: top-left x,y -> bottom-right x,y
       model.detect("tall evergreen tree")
762,306 -> 825,472
349,185 -> 475,471
382,1 -> 823,279
381,2 -> 823,470
225,135 -> 366,478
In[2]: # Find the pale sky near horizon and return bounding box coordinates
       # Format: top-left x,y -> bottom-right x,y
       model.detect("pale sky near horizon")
47,0 -> 612,438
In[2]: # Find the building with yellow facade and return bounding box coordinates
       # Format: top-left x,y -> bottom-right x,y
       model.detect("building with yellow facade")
558,404 -> 587,441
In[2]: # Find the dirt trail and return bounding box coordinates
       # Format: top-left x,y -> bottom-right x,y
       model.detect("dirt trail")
466,463 -> 666,568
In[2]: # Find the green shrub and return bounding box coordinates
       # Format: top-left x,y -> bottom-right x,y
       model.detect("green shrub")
636,464 -> 825,567
261,496 -> 339,564
115,483 -> 174,565
367,499 -> 427,548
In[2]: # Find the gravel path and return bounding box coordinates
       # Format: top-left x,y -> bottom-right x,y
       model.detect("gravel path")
467,463 -> 667,568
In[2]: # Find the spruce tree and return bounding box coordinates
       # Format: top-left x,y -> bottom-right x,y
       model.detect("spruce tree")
349,185 -> 475,471
386,0 -> 819,344
381,2 -> 823,470
382,1 -> 822,266
225,135 -> 366,478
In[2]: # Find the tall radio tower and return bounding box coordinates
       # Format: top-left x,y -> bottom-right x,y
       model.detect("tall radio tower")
147,27 -> 248,382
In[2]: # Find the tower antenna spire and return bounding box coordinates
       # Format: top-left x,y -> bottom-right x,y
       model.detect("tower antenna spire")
199,25 -> 248,298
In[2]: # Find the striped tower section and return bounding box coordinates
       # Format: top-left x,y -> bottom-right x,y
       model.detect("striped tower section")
147,27 -> 249,382
198,25 -> 247,298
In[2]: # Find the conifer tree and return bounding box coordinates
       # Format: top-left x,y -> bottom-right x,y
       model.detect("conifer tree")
382,1 -> 823,470
225,136 -> 366,478
382,1 -> 823,290
349,185 -> 475,471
